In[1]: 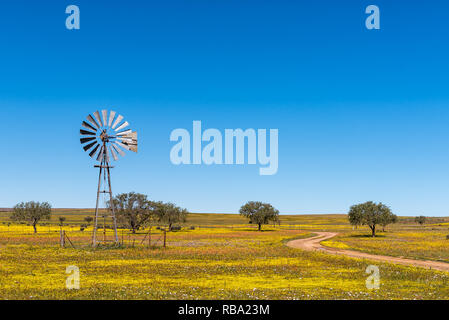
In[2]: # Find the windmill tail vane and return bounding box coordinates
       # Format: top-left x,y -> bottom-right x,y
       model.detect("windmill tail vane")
80,110 -> 138,247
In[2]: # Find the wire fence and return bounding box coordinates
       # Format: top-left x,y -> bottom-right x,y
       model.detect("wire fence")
0,228 -> 168,248
0,223 -> 309,248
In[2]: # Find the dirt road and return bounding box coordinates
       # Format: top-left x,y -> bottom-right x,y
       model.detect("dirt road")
287,232 -> 449,272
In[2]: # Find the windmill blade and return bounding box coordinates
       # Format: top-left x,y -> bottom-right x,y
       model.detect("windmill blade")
127,143 -> 138,153
94,111 -> 103,128
115,121 -> 129,132
112,143 -> 126,157
112,115 -> 124,129
87,114 -> 100,129
115,141 -> 130,151
89,144 -> 100,158
101,110 -> 108,127
108,111 -> 116,127
109,145 -> 119,161
123,140 -> 138,153
82,121 -> 97,132
80,137 -> 96,144
117,132 -> 138,146
96,145 -> 104,161
118,131 -> 137,140
117,137 -> 133,143
80,129 -> 96,136
83,141 -> 98,152
116,129 -> 132,136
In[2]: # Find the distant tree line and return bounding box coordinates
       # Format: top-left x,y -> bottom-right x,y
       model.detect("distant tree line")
14,197 -> 433,238
9,193 -> 190,234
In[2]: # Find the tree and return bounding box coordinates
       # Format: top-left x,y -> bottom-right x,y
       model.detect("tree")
84,216 -> 93,226
415,216 -> 426,226
348,201 -> 395,237
348,204 -> 364,230
155,202 -> 189,231
239,201 -> 280,231
380,211 -> 398,232
109,192 -> 153,234
11,201 -> 52,233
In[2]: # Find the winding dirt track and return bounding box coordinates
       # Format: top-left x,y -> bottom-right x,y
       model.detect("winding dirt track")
286,232 -> 449,272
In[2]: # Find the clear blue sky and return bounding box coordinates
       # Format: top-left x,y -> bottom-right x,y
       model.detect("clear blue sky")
1,1 -> 449,216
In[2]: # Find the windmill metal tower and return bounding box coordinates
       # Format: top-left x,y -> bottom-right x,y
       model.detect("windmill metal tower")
80,110 -> 138,246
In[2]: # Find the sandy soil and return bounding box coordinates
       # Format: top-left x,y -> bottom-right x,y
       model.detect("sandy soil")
287,232 -> 449,272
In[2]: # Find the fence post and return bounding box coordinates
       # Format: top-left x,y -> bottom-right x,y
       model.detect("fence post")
60,230 -> 65,248
163,230 -> 166,248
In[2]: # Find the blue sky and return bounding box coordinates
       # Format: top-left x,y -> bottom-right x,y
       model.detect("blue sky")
1,1 -> 449,216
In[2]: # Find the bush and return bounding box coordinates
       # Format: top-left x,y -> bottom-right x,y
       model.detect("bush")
446,235 -> 449,240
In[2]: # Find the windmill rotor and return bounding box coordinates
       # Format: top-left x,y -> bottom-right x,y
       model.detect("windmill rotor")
80,110 -> 138,161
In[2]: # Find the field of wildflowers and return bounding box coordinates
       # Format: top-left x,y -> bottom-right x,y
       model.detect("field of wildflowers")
0,213 -> 449,300
325,225 -> 449,263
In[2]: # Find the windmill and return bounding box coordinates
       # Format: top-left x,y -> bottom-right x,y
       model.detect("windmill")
80,110 -> 138,246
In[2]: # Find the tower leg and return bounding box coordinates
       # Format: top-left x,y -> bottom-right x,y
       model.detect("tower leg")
106,166 -> 119,244
92,160 -> 103,247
